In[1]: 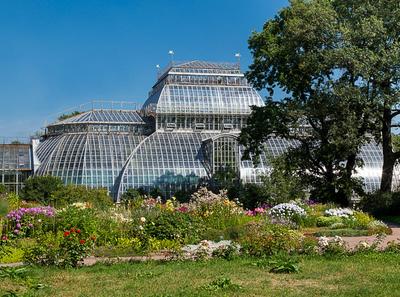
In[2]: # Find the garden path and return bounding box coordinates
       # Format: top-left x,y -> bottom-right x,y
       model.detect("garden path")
338,227 -> 400,249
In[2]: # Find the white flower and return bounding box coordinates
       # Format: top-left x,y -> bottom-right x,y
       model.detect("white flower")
325,208 -> 353,218
359,241 -> 370,249
139,225 -> 144,230
269,202 -> 306,221
318,236 -> 329,248
140,217 -> 146,223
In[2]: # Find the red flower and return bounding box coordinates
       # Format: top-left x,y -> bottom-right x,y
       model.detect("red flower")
79,239 -> 86,245
70,228 -> 75,233
76,229 -> 81,234
64,231 -> 70,237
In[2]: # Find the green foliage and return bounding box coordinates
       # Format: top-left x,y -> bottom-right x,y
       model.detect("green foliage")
0,198 -> 8,217
314,229 -> 369,237
55,206 -> 99,237
240,0 -> 395,205
57,111 -> 82,121
120,188 -> 144,208
262,156 -> 306,205
0,267 -> 29,279
202,277 -> 242,292
255,254 -> 300,274
21,176 -> 63,205
23,232 -> 63,266
6,193 -> 21,211
235,183 -> 270,210
23,229 -> 95,267
352,211 -> 374,229
359,192 -> 400,216
239,222 -> 303,257
0,184 -> 7,195
211,244 -> 240,261
142,211 -> 204,244
316,216 -> 343,227
50,185 -> 113,210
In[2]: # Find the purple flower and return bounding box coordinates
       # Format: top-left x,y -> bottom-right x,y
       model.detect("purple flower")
16,223 -> 21,229
13,229 -> 19,234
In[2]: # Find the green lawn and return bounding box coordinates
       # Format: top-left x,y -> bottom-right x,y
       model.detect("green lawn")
2,253 -> 400,297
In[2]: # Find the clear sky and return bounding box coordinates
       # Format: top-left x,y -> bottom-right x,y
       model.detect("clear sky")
0,0 -> 288,138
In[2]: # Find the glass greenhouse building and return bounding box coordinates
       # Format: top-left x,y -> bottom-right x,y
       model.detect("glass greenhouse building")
27,60 -> 399,200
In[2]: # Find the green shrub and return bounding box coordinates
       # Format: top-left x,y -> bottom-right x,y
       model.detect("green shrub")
142,211 -> 204,244
21,176 -> 63,205
50,186 -> 113,210
6,193 -> 21,211
24,229 -> 95,267
359,192 -> 400,216
55,206 -> 100,237
367,220 -> 392,235
120,188 -> 144,209
239,222 -> 303,256
352,211 -> 374,229
23,232 -> 63,266
316,216 -> 342,227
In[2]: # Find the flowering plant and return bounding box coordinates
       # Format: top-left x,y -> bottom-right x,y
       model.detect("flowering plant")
316,236 -> 347,255
268,203 -> 306,225
5,206 -> 55,237
245,207 -> 267,216
60,227 -> 95,267
324,208 -> 353,218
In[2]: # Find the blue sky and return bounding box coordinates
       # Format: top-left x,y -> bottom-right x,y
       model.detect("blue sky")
0,0 -> 288,138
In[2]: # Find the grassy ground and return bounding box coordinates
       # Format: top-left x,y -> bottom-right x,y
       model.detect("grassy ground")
2,253 -> 400,297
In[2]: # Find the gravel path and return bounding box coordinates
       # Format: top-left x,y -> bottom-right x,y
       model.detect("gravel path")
339,227 -> 400,249
2,231 -> 400,268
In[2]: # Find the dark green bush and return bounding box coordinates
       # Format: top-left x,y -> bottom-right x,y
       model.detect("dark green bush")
21,176 -> 63,205
50,185 -> 113,210
359,191 -> 400,216
143,211 -> 205,244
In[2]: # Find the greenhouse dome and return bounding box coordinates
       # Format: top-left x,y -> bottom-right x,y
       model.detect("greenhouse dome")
35,109 -> 146,196
33,60 -> 400,200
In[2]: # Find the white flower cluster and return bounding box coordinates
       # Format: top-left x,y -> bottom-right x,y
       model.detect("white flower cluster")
269,203 -> 306,221
109,208 -> 133,223
316,236 -> 346,254
325,208 -> 353,218
367,220 -> 388,229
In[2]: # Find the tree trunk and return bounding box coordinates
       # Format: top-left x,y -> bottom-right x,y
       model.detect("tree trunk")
380,107 -> 395,192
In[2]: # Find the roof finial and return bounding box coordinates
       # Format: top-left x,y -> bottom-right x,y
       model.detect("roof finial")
168,50 -> 175,65
156,64 -> 161,78
235,53 -> 241,68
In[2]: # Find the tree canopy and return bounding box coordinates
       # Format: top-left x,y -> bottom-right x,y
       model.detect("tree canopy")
240,0 -> 400,204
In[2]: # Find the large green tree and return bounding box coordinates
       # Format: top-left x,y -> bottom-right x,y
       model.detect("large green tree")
240,0 -> 386,204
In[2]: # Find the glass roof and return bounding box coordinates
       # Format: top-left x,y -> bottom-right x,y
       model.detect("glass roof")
144,85 -> 264,115
36,133 -> 144,194
159,60 -> 241,78
51,109 -> 144,126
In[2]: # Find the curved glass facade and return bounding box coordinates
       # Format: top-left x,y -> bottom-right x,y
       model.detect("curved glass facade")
35,110 -> 145,196
32,60 -> 398,200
